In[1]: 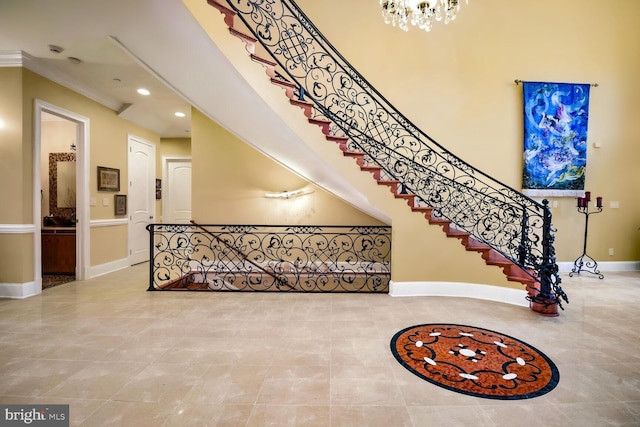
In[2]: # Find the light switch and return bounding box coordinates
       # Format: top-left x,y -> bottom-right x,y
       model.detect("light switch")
610,201 -> 620,208
103,197 -> 109,206
90,197 -> 96,206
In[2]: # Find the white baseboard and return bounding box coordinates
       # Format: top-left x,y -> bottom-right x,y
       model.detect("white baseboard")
88,257 -> 130,279
0,257 -> 129,299
389,281 -> 529,307
557,261 -> 640,273
0,279 -> 42,299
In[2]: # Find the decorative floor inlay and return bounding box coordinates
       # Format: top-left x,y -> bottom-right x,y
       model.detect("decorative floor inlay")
390,323 -> 559,400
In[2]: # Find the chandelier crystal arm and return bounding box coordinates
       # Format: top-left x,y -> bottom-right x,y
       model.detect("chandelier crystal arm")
380,0 -> 468,32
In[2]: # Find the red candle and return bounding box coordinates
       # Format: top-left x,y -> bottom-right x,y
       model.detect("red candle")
577,197 -> 582,207
596,197 -> 603,208
584,191 -> 591,202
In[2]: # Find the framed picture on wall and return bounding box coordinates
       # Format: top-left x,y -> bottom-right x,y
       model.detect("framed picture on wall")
155,178 -> 162,200
114,194 -> 127,216
98,166 -> 120,191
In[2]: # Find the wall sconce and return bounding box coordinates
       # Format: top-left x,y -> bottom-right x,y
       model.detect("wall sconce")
264,188 -> 313,199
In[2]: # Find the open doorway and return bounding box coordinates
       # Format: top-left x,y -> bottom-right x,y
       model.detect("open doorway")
34,100 -> 89,291
41,112 -> 78,288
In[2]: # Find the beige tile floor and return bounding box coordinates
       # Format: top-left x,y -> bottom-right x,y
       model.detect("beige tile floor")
1,265 -> 639,426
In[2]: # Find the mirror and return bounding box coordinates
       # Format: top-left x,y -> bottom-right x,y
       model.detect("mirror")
56,161 -> 76,207
49,152 -> 76,218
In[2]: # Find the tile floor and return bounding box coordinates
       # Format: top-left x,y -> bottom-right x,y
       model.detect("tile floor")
0,265 -> 638,426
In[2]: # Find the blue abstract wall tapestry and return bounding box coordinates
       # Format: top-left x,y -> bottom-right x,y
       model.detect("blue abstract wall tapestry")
522,81 -> 591,197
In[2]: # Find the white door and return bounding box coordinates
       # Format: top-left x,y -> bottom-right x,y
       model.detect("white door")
128,136 -> 155,265
164,157 -> 192,223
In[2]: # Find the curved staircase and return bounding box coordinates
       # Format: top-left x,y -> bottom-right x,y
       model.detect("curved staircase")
203,0 -> 564,316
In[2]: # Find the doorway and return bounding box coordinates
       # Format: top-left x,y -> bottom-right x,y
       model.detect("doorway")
128,135 -> 156,265
34,100 -> 89,290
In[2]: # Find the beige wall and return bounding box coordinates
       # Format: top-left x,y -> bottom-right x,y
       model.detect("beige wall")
0,68 -> 31,284
192,108 -> 384,226
0,67 -> 26,224
294,0 -> 640,262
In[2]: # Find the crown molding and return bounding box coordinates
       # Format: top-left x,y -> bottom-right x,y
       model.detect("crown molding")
0,50 -> 25,66
0,50 -> 121,111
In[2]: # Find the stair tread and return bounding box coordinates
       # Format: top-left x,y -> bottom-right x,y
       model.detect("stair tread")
308,117 -> 330,123
429,217 -> 450,223
326,135 -> 349,142
207,0 -> 235,14
290,98 -> 312,106
250,53 -> 275,67
447,229 -> 469,236
230,28 -> 257,43
271,78 -> 295,88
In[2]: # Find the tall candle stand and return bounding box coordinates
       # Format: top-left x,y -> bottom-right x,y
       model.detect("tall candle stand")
569,191 -> 604,279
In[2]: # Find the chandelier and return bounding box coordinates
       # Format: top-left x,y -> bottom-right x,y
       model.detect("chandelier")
380,0 -> 467,32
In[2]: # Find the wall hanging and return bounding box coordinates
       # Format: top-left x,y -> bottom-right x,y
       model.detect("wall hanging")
517,80 -> 594,197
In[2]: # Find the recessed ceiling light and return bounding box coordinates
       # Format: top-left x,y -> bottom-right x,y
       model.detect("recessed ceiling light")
137,88 -> 150,96
48,44 -> 64,54
174,112 -> 186,118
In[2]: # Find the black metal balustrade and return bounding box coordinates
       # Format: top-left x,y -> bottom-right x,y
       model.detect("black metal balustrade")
215,0 -> 567,309
147,223 -> 391,292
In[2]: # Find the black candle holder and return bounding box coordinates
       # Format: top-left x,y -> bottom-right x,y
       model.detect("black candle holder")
569,192 -> 604,279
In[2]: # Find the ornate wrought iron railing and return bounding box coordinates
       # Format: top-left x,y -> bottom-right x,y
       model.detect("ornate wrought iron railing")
147,223 -> 391,292
215,0 -> 567,308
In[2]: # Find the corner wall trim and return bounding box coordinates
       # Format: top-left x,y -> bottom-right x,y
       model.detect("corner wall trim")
389,281 -> 529,307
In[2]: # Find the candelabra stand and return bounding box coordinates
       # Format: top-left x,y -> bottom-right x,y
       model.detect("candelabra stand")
569,192 -> 604,279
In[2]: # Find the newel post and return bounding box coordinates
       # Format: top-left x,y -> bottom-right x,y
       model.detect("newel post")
529,199 -> 564,316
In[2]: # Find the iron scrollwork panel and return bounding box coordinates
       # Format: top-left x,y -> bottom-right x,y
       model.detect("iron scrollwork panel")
147,224 -> 391,293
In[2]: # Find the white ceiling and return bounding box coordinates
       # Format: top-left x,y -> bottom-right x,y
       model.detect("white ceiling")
0,0 -> 389,223
0,0 -> 194,137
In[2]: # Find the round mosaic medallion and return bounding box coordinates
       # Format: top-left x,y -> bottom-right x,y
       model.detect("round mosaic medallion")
390,324 -> 559,400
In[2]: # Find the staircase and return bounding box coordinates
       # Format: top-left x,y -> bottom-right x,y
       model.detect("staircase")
203,0 -> 567,316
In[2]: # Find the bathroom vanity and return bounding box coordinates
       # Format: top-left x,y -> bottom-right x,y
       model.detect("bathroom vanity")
41,227 -> 76,275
